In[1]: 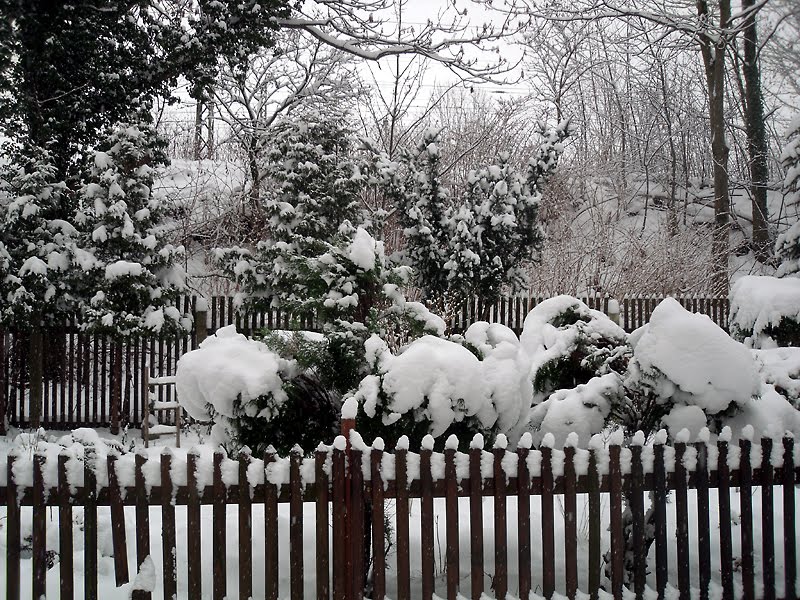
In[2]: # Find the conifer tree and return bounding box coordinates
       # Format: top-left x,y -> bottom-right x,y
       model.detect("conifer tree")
76,123 -> 189,431
0,142 -> 78,426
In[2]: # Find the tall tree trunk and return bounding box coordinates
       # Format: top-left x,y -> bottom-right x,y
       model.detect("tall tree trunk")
110,340 -> 122,435
741,0 -> 771,261
0,329 -> 6,434
697,0 -> 732,295
28,322 -> 43,429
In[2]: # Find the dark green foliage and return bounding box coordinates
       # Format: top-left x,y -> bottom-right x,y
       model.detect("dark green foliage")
0,0 -> 288,179
233,372 -> 341,456
731,317 -> 800,348
355,398 -> 495,453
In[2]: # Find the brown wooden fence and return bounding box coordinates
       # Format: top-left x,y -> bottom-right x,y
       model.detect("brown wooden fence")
2,427 -> 797,600
0,294 -> 729,433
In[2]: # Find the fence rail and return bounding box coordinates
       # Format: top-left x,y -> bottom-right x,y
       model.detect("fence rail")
1,428 -> 797,600
0,294 -> 729,432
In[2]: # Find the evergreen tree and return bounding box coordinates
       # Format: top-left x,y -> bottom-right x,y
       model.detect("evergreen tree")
776,116 -> 800,277
397,122 -> 569,316
0,141 -> 80,426
76,124 -> 188,339
76,123 -> 189,432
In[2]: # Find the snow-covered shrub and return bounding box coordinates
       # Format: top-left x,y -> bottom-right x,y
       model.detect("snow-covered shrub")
625,298 -> 760,436
753,347 -> 800,408
730,275 -> 800,348
519,295 -> 629,405
350,333 -> 532,451
528,373 -> 623,447
76,123 -> 189,338
175,326 -> 299,451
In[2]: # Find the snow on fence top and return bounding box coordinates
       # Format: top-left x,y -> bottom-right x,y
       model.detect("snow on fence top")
2,428 -> 797,502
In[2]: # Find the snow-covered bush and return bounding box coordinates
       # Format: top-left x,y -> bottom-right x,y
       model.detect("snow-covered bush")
175,325 -> 301,452
519,295 -> 629,405
350,332 -> 532,451
625,298 -> 760,436
753,347 -> 800,408
76,123 -> 189,338
730,275 -> 800,348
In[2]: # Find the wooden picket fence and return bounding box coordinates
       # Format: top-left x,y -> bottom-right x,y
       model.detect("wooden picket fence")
2,426 -> 797,600
0,294 -> 729,432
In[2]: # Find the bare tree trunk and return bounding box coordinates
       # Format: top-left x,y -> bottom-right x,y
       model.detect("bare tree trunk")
741,0 -> 771,261
698,0 -> 732,295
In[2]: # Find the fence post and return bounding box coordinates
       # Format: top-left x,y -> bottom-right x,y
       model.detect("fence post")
606,298 -> 621,327
194,298 -> 208,348
341,401 -> 357,600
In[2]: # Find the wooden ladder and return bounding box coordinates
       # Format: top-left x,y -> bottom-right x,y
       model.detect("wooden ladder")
142,363 -> 182,448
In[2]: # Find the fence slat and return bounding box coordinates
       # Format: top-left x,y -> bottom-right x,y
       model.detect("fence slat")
653,441 -> 668,598
135,452 -> 151,595
420,446 -> 435,600
444,447 -> 459,600
290,448 -> 304,600
187,451 -> 201,600
265,449 -> 279,600
696,442 -> 711,600
212,452 -> 227,600
370,447 -> 385,600
718,439 -> 733,600
85,450 -> 99,600
316,449 -> 331,600
395,446 -> 410,600
58,453 -> 74,600
630,444 -> 646,599
107,453 -> 130,587
740,438 -> 755,600
609,444 -> 624,600
493,446 -> 508,599
332,446 -> 346,600
161,451 -> 177,600
761,438 -> 775,600
542,445 -> 555,599
675,442 -> 690,599
352,446 -> 365,600
784,437 -> 797,600
564,446 -> 578,600
517,445 -> 531,600
32,453 -> 46,600
6,454 -> 20,600
469,446 -> 484,600
588,449 -> 601,600
239,452 -> 253,600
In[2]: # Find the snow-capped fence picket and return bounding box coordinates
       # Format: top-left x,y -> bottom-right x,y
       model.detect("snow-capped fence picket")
2,428 -> 798,600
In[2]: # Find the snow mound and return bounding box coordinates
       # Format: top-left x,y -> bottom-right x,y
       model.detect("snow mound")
730,275 -> 800,346
531,373 -> 622,447
629,298 -> 759,413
